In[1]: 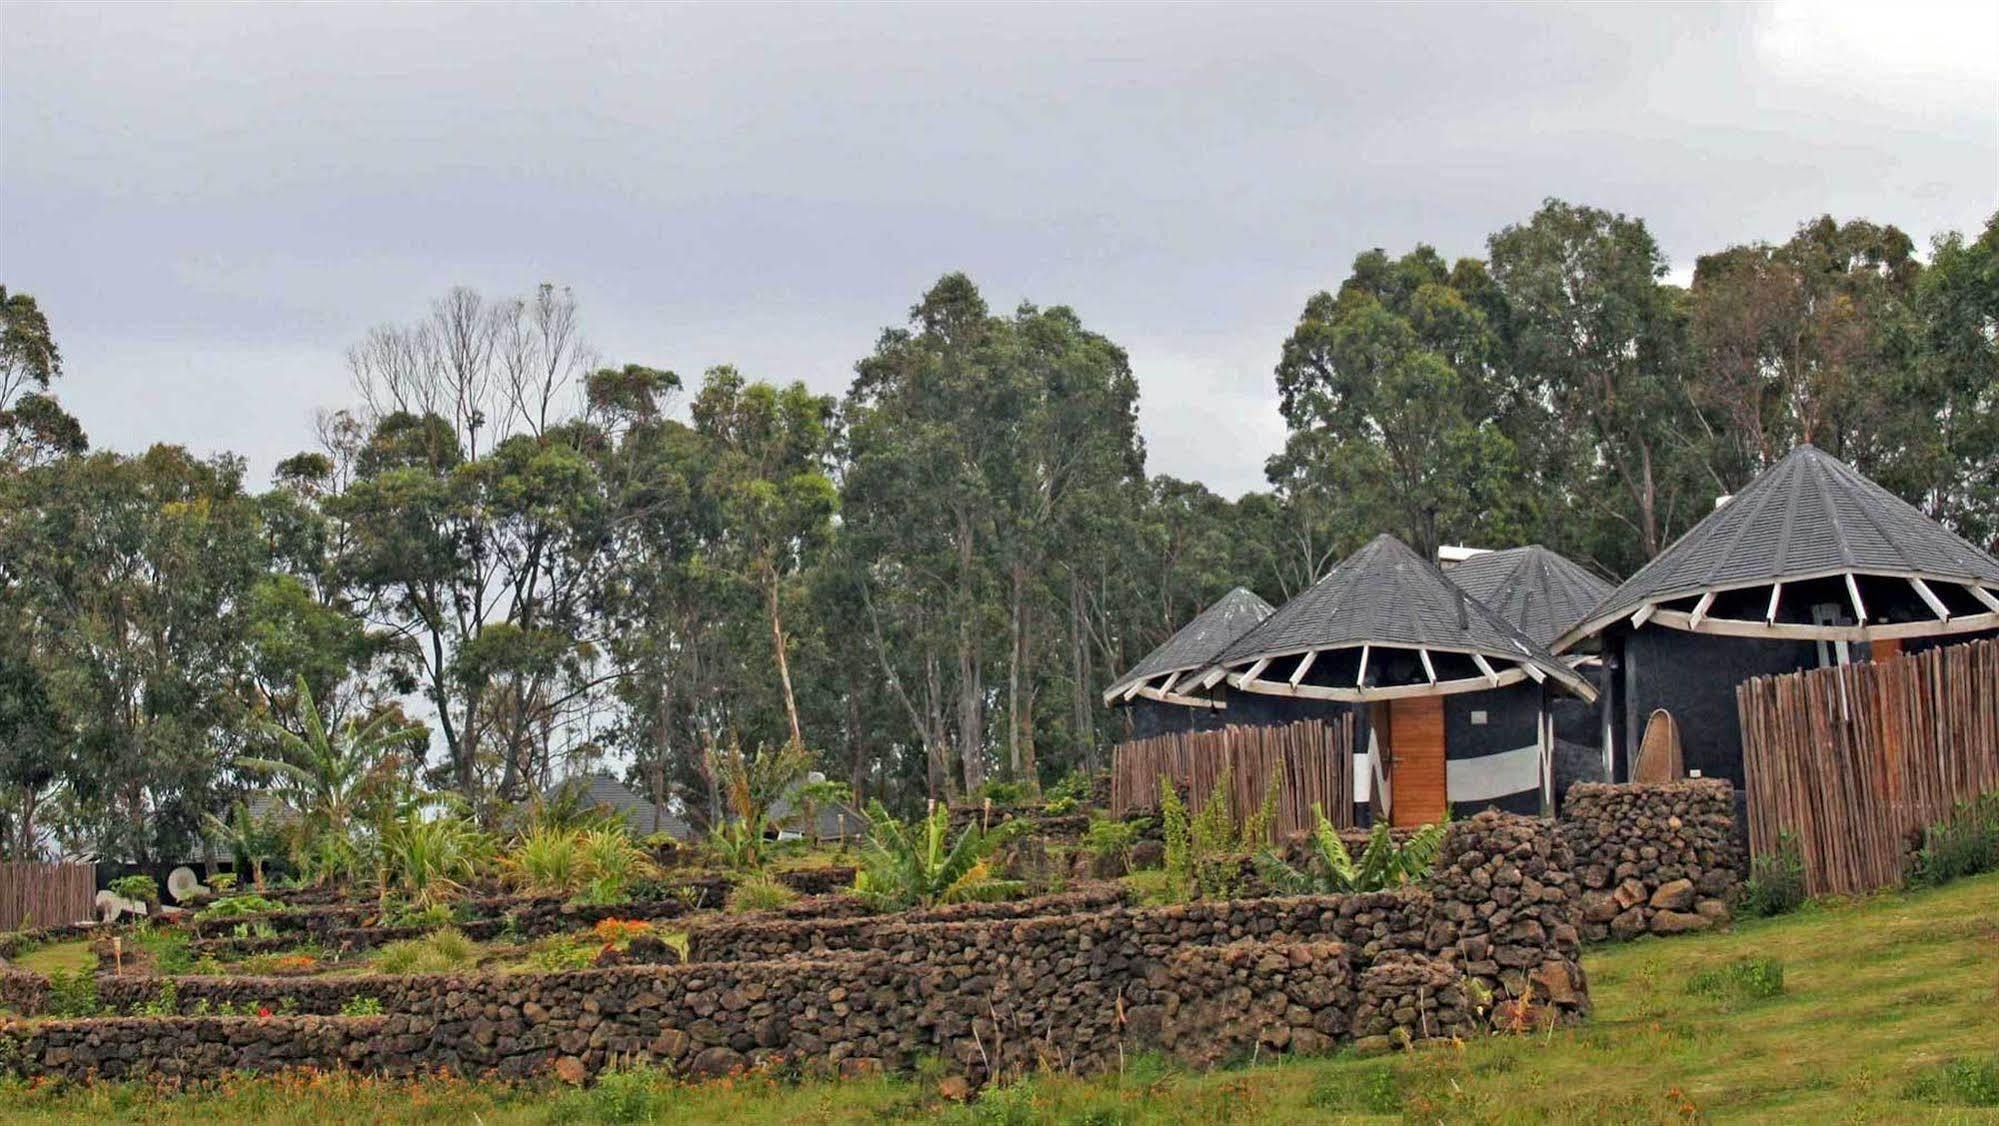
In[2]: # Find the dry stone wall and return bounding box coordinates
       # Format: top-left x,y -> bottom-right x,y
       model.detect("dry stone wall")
0,812 -> 1587,1085
1560,780 -> 1742,942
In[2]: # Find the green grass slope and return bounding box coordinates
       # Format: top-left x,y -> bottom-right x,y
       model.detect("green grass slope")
3,872 -> 1996,1123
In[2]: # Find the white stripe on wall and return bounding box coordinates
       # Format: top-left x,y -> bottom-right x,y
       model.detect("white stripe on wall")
1447,743 -> 1540,803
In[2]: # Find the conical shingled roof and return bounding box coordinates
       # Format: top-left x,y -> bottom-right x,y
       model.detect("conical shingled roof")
1564,444 -> 1999,646
1103,587 -> 1274,703
1209,534 -> 1587,694
1448,546 -> 1616,649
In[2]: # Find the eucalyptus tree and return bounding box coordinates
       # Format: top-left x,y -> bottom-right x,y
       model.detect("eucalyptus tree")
1913,213 -> 1999,547
1489,201 -> 1693,568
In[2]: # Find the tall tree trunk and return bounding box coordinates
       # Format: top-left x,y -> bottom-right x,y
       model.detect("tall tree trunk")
1069,581 -> 1096,773
1007,563 -> 1025,781
954,507 -> 984,793
764,565 -> 804,748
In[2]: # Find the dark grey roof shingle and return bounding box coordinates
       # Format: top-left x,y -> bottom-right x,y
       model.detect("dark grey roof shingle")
1212,534 -> 1583,691
1448,546 -> 1616,649
548,774 -> 692,840
1104,587 -> 1273,699
1569,444 -> 1999,643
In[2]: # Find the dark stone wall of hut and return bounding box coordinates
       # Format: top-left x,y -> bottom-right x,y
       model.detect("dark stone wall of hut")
1615,625 -> 1818,787
1444,682 -> 1541,817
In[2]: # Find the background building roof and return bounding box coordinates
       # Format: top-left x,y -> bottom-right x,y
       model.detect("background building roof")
1103,586 -> 1274,701
1448,545 -> 1616,649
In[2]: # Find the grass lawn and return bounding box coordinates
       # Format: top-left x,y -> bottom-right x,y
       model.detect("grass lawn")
11,941 -> 96,976
2,873 -> 1996,1123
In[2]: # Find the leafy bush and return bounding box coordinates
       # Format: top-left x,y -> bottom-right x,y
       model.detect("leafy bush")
46,969 -> 98,1017
507,826 -> 587,894
525,935 -> 596,972
1255,807 -> 1448,895
591,918 -> 653,947
1739,832 -> 1807,918
208,872 -> 239,894
132,979 -> 179,1017
387,901 -> 455,928
577,827 -> 653,902
1044,769 -> 1094,808
1041,796 -> 1078,816
558,1062 -> 675,1123
1082,817 -> 1138,869
339,995 -> 384,1016
1686,957 -> 1785,1005
107,875 -> 159,904
704,817 -> 769,873
372,927 -> 479,974
1904,1057 -> 1999,1107
726,875 -> 798,914
704,737 -> 814,870
1158,771 -> 1282,900
974,780 -> 1031,807
132,926 -> 195,975
1909,793 -> 1999,888
853,801 -> 1029,911
201,894 -> 285,919
381,813 -> 491,908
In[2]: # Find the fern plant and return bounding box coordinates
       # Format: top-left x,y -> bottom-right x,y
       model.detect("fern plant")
852,801 -> 1029,912
1255,806 -> 1448,895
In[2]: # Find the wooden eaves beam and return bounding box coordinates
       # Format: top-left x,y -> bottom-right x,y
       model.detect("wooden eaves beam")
1910,577 -> 1951,622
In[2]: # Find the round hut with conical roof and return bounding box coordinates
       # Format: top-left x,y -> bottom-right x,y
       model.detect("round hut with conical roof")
1102,587 -> 1277,738
1557,444 -> 1999,787
1192,535 -> 1596,825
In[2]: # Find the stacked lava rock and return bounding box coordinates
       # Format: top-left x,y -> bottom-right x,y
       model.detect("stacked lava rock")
1151,939 -> 1355,1065
1421,810 -> 1589,1025
1350,951 -> 1478,1050
1561,781 -> 1741,942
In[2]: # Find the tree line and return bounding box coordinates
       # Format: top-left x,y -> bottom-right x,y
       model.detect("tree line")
1,199 -> 1993,862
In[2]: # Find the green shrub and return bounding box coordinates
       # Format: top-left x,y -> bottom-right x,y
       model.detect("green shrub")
1082,817 -> 1138,868
372,927 -> 479,974
1739,833 -> 1807,918
107,875 -> 159,904
726,875 -> 798,914
46,969 -> 99,1017
338,995 -> 384,1016
132,927 -> 195,975
1686,957 -> 1785,1005
525,936 -> 596,972
1044,769 -> 1094,807
1256,809 -> 1448,896
1904,1057 -> 1999,1107
132,980 -> 179,1017
201,894 -> 285,919
974,780 -> 1031,807
1308,1062 -> 1403,1113
853,801 -> 1029,911
554,1062 -> 675,1123
387,902 -> 455,928
1909,793 -> 1999,888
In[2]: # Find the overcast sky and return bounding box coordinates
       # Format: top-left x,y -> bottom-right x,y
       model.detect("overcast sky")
3,1 -> 1994,498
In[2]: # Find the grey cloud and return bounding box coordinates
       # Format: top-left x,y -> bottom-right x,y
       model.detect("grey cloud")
3,1 -> 1993,497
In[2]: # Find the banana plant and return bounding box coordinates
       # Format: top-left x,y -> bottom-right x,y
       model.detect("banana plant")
1254,805 -> 1449,895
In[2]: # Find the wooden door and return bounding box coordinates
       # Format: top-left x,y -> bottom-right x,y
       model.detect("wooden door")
1385,696 -> 1447,827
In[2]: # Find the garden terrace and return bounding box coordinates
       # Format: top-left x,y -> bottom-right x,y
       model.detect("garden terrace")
0,812 -> 1590,1085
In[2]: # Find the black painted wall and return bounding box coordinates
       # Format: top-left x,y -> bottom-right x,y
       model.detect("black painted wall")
1612,624 -> 1818,787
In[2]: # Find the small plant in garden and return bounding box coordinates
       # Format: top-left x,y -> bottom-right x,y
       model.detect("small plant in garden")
201,894 -> 285,918
202,801 -> 285,890
726,874 -> 798,914
231,920 -> 280,940
208,872 -> 238,894
591,918 -> 654,947
380,811 -> 491,908
704,736 -> 815,870
372,927 -> 479,974
1082,817 -> 1138,871
525,935 -> 596,972
132,927 -> 196,975
108,874 -> 160,906
1738,832 -> 1807,917
852,800 -> 1029,911
1908,793 -> 1999,888
45,969 -> 99,1017
792,776 -> 854,845
387,901 -> 456,928
132,979 -> 179,1017
1254,807 -> 1448,895
338,995 -> 385,1016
